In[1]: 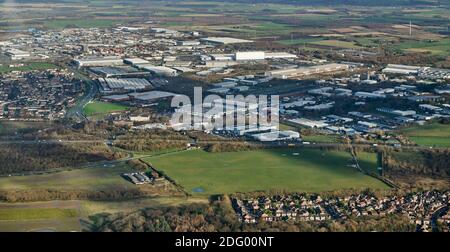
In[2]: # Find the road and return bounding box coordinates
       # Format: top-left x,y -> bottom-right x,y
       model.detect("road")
65,67 -> 98,122
431,205 -> 448,232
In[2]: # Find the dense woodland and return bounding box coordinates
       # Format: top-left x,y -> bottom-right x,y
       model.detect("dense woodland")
114,130 -> 191,152
0,143 -> 126,175
384,149 -> 450,177
383,149 -> 450,188
0,188 -> 149,203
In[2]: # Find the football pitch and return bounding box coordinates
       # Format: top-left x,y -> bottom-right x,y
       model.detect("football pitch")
144,148 -> 389,195
83,101 -> 128,117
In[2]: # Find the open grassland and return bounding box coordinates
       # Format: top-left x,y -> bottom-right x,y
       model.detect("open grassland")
83,101 -> 128,117
408,137 -> 450,148
302,134 -> 340,143
400,123 -> 450,147
0,205 -> 81,232
309,39 -> 362,49
0,218 -> 81,232
79,196 -> 208,216
43,19 -> 120,29
0,196 -> 208,231
356,152 -> 379,174
395,38 -> 450,57
277,37 -> 324,46
0,62 -> 59,74
0,163 -> 137,191
144,148 -> 389,195
0,208 -> 77,221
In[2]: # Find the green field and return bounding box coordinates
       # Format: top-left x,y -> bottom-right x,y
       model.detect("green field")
400,123 -> 450,147
0,62 -> 59,73
144,149 -> 389,195
0,208 -> 77,221
83,101 -> 128,117
0,196 -> 207,232
309,39 -> 362,49
395,38 -> 450,57
302,134 -> 340,143
0,163 -> 137,191
277,37 -> 324,46
43,19 -> 120,29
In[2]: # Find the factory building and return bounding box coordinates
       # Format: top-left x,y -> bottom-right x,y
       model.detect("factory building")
200,37 -> 253,45
252,130 -> 300,142
264,52 -> 297,59
123,58 -> 150,67
4,49 -> 31,60
266,63 -> 349,79
210,54 -> 234,61
129,90 -> 180,104
287,118 -> 329,128
73,56 -> 124,68
419,104 -> 442,111
382,64 -> 421,75
354,92 -> 386,99
235,51 -> 266,61
99,78 -> 153,94
89,67 -> 150,78
176,40 -> 201,46
140,65 -> 178,77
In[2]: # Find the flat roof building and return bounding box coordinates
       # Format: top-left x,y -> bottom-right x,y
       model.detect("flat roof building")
141,65 -> 178,77
4,49 -> 30,60
200,37 -> 253,45
99,78 -> 153,94
266,63 -> 349,79
73,56 -> 123,68
288,118 -> 329,128
124,58 -> 150,66
235,51 -> 265,61
382,64 -> 421,75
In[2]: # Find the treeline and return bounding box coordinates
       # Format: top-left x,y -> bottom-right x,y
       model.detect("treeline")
115,130 -> 189,152
126,159 -> 149,171
0,189 -> 148,203
205,142 -> 258,153
114,129 -> 243,152
0,143 -> 126,175
384,149 -> 450,177
383,149 -> 450,188
88,196 -> 415,232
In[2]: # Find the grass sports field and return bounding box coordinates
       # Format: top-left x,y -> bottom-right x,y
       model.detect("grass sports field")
0,62 -> 58,74
144,148 -> 389,195
400,122 -> 450,147
83,101 -> 128,117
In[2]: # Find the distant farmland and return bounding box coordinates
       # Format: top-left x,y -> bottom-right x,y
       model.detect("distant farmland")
144,148 -> 389,195
400,122 -> 450,148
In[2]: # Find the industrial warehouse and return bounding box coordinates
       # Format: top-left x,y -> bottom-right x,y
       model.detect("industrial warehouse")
99,78 -> 153,94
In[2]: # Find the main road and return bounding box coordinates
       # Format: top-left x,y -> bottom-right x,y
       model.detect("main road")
65,67 -> 98,122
